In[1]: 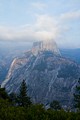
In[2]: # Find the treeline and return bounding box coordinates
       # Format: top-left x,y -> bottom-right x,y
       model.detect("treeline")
0,79 -> 80,120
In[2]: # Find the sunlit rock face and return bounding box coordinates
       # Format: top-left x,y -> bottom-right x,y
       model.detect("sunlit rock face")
32,40 -> 60,56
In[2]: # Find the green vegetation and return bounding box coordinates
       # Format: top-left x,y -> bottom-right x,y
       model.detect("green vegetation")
74,78 -> 80,111
0,86 -> 9,100
17,80 -> 32,107
50,100 -> 61,110
0,80 -> 80,120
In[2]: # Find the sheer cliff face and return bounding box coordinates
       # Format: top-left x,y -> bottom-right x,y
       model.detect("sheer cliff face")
32,40 -> 60,56
1,50 -> 80,108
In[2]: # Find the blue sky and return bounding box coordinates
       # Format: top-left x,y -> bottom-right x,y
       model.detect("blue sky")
0,0 -> 80,48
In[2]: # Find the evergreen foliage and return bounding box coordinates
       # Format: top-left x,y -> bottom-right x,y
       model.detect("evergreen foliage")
74,78 -> 80,111
0,102 -> 80,120
0,80 -> 80,120
0,87 -> 9,100
17,80 -> 32,107
50,100 -> 61,110
9,92 -> 17,106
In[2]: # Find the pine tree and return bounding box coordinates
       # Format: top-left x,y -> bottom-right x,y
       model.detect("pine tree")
0,86 -> 9,100
17,80 -> 32,107
50,100 -> 61,110
74,78 -> 80,111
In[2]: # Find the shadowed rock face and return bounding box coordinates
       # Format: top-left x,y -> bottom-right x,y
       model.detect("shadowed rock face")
1,49 -> 80,108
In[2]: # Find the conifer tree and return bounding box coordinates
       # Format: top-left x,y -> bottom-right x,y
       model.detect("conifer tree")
74,78 -> 80,111
0,86 -> 9,100
17,80 -> 32,107
50,100 -> 61,110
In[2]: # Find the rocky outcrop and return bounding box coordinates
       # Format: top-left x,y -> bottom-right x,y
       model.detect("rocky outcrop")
32,40 -> 60,56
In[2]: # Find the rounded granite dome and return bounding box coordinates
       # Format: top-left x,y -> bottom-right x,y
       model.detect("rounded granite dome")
32,40 -> 60,56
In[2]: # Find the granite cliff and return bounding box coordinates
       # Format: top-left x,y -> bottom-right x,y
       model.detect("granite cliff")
1,40 -> 80,108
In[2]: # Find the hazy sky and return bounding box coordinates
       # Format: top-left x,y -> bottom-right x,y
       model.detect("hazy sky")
0,0 -> 80,48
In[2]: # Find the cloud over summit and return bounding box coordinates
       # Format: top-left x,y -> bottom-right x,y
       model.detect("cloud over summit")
0,15 -> 60,42
0,0 -> 80,48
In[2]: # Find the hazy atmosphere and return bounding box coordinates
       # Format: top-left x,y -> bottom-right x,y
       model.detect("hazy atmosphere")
0,1 -> 80,119
0,0 -> 80,48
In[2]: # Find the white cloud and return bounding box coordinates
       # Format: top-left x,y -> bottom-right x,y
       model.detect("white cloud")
34,14 -> 60,40
0,12 -> 80,48
0,14 -> 60,42
60,10 -> 80,20
31,2 -> 46,10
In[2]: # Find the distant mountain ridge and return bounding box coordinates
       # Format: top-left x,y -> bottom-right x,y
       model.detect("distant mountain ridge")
60,48 -> 80,64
